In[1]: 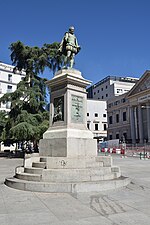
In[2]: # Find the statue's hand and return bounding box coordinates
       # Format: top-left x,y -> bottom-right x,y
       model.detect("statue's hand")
77,46 -> 81,53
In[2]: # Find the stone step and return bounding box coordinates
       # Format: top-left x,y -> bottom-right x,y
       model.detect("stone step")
15,172 -> 41,181
40,157 -> 47,162
32,162 -> 46,169
41,167 -> 120,182
5,176 -> 131,193
111,166 -> 120,173
24,167 -> 43,175
85,161 -> 104,168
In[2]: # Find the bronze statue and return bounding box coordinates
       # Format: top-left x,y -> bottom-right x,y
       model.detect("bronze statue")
53,97 -> 64,122
58,26 -> 81,68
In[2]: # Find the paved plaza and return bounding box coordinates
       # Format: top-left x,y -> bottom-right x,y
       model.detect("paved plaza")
0,156 -> 150,225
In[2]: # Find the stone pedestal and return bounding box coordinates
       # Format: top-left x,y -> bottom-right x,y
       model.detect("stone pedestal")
39,69 -> 97,160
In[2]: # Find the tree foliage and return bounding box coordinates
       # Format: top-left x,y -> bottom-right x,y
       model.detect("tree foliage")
0,41 -> 62,150
0,111 -> 8,142
10,41 -> 63,75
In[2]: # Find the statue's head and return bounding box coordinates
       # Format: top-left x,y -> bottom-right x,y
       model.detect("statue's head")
69,26 -> 74,34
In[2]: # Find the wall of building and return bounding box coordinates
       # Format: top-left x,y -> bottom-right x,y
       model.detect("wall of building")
87,99 -> 107,141
107,71 -> 150,144
0,62 -> 26,151
0,62 -> 25,112
107,93 -> 131,142
87,76 -> 138,101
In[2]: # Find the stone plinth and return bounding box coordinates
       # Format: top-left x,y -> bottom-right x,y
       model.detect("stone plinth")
39,69 -> 97,159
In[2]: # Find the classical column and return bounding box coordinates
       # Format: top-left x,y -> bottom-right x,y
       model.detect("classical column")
134,106 -> 138,139
146,102 -> 150,143
130,106 -> 136,144
138,104 -> 144,144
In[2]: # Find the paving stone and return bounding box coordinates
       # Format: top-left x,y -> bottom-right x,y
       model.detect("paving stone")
0,156 -> 150,225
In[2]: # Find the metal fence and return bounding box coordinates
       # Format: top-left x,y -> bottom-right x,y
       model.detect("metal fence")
98,143 -> 150,159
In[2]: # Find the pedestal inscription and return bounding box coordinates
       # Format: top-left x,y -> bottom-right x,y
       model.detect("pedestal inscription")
71,95 -> 83,123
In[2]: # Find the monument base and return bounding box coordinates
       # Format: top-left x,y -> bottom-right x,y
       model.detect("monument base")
5,154 -> 131,193
39,137 -> 97,157
5,68 -> 130,192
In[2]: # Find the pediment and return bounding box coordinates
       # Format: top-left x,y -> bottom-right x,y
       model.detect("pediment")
127,71 -> 150,97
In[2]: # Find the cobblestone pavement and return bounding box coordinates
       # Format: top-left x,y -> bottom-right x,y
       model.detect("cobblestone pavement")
0,156 -> 150,225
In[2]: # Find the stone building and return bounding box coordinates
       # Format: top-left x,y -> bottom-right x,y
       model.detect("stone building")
107,93 -> 130,142
0,62 -> 25,151
0,62 -> 25,112
128,71 -> 150,144
87,75 -> 138,143
87,75 -> 138,100
87,99 -> 107,142
107,71 -> 150,145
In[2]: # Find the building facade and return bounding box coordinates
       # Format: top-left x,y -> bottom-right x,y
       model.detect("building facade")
87,76 -> 138,100
128,71 -> 150,144
0,62 -> 25,112
107,71 -> 150,145
0,62 -> 26,151
107,93 -> 130,142
87,99 -> 107,142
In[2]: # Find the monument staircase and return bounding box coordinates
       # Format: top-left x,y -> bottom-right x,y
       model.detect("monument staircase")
5,154 -> 130,193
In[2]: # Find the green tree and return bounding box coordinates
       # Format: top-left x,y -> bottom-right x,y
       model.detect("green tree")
0,41 -> 62,151
0,111 -> 8,143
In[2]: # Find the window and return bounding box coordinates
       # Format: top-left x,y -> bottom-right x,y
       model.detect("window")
109,116 -> 113,124
104,124 -> 107,130
114,100 -> 120,105
121,98 -> 126,103
95,113 -> 98,117
116,114 -> 119,123
102,96 -> 104,99
8,74 -> 12,82
95,124 -> 98,130
101,88 -> 103,91
97,90 -> 99,93
94,92 -> 96,95
106,94 -> 108,97
116,88 -> 123,94
109,134 -> 112,140
87,113 -> 89,116
103,114 -> 106,117
87,123 -> 90,129
7,85 -> 12,93
106,85 -> 107,89
116,133 -> 119,139
123,112 -> 127,121
108,103 -> 113,108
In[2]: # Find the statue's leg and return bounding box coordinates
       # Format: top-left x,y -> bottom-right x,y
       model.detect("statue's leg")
66,50 -> 72,68
70,53 -> 75,68
63,56 -> 68,68
63,50 -> 71,68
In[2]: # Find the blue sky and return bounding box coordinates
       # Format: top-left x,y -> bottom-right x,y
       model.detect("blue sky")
1,0 -> 150,84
